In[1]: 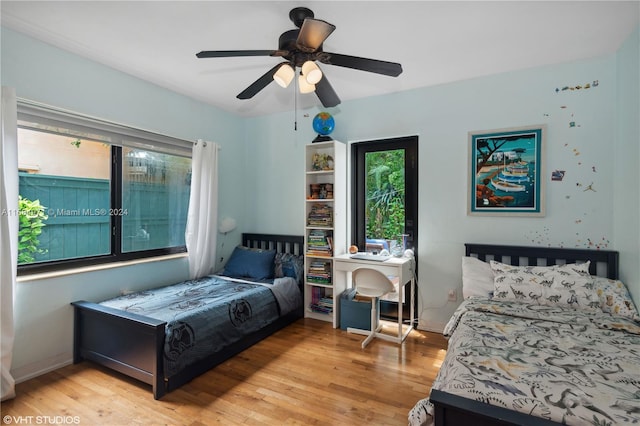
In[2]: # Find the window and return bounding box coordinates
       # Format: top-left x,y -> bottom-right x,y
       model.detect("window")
16,101 -> 192,274
351,136 -> 418,254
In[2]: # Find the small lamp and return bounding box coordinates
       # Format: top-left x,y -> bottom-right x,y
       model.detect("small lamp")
273,64 -> 295,88
302,61 -> 322,85
298,74 -> 316,94
218,217 -> 237,234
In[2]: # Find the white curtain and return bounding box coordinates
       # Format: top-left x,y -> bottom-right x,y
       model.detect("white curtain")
1,87 -> 18,401
185,139 -> 219,279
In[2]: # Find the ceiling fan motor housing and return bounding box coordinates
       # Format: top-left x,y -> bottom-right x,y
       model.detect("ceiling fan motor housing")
289,7 -> 314,27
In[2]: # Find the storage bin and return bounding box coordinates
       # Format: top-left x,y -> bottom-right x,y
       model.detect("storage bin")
339,288 -> 378,331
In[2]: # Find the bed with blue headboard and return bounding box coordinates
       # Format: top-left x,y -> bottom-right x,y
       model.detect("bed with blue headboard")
72,233 -> 304,399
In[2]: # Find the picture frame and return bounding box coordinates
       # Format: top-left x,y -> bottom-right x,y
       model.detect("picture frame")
468,124 -> 546,216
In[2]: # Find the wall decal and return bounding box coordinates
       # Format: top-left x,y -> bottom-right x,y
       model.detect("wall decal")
525,226 -> 551,246
527,78 -> 606,250
577,237 -> 609,250
526,226 -> 610,250
555,80 -> 599,93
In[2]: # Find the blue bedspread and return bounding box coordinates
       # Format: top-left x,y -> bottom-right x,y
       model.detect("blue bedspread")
99,275 -> 300,377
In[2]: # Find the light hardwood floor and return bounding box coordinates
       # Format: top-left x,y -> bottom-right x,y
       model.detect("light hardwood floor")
1,318 -> 447,425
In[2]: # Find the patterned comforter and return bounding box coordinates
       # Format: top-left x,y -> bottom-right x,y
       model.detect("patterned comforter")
100,275 -> 301,378
409,298 -> 640,425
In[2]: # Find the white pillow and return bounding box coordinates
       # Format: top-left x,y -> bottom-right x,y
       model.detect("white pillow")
462,256 -> 494,299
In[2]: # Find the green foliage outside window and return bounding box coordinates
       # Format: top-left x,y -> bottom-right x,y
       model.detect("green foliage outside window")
365,150 -> 405,241
18,196 -> 48,264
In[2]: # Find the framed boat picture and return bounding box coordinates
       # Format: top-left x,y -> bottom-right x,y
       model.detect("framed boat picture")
468,124 -> 546,216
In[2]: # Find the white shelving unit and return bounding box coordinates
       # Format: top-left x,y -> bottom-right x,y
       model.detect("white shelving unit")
303,140 -> 346,328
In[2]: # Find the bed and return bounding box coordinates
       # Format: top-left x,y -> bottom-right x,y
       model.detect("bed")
72,233 -> 304,399
409,243 -> 640,426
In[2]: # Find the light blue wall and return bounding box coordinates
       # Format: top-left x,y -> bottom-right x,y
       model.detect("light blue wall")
2,24 -> 638,380
614,26 -> 640,299
1,27 -> 247,380
245,39 -> 637,331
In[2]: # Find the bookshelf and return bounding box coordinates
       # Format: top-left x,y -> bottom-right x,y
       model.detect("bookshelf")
304,140 -> 346,327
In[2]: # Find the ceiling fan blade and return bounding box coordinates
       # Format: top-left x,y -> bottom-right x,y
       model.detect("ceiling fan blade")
296,18 -> 336,52
196,50 -> 278,58
237,62 -> 285,100
315,72 -> 341,107
321,52 -> 403,77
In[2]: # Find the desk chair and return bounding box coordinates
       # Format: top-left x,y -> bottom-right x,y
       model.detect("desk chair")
347,268 -> 397,348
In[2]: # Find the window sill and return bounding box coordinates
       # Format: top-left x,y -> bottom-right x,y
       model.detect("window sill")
17,252 -> 188,283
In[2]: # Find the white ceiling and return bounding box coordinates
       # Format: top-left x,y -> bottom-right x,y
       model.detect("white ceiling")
2,1 -> 638,117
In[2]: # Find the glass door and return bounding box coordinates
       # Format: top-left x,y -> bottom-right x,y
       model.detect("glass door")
351,135 -> 418,320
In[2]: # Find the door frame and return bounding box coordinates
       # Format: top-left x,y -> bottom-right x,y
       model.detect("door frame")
350,135 -> 418,321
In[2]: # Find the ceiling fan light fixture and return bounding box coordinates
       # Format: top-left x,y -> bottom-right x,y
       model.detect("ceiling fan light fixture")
302,60 -> 322,85
298,74 -> 316,94
273,64 -> 295,88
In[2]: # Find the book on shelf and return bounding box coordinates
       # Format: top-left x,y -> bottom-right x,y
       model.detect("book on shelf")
310,286 -> 333,313
306,203 -> 333,227
307,274 -> 331,284
309,300 -> 333,314
307,259 -> 332,284
306,229 -> 333,257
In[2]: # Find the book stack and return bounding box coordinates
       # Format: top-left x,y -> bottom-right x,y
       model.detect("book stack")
306,260 -> 331,284
307,203 -> 333,227
306,230 -> 333,257
310,287 -> 333,314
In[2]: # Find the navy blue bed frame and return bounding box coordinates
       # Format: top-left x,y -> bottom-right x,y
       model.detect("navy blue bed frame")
72,233 -> 304,399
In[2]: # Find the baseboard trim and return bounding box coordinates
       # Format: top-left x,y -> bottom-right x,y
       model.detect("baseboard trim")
416,320 -> 445,334
12,352 -> 73,384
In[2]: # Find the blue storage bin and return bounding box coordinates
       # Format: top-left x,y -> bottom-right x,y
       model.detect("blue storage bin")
339,288 -> 378,331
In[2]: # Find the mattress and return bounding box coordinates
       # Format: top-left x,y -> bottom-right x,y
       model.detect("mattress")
410,297 -> 640,425
100,274 -> 301,377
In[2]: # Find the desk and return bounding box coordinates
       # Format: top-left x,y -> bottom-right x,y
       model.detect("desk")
334,254 -> 415,343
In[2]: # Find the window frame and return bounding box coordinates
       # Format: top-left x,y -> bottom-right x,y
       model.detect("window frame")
351,135 -> 418,253
16,100 -> 192,276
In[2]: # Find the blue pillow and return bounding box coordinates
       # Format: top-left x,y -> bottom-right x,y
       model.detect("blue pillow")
274,252 -> 304,284
222,246 -> 276,280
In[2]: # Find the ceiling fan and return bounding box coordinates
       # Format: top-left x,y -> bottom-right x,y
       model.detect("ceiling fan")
196,7 -> 403,107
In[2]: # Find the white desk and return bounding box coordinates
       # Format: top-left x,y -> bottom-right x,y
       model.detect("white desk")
334,254 -> 415,344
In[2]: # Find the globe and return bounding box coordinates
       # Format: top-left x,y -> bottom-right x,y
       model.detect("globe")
312,112 -> 335,136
